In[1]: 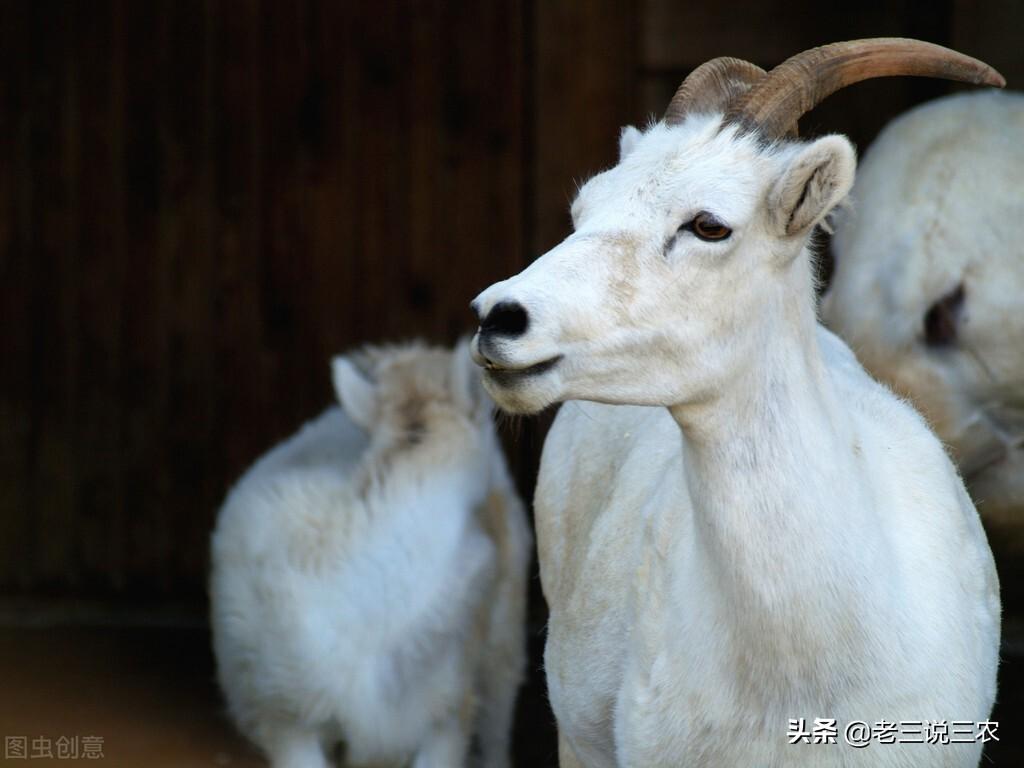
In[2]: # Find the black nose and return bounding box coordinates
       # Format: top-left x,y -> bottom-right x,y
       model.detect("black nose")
480,301 -> 529,338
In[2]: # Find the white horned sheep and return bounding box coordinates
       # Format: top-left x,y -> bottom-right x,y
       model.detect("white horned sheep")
822,89 -> 1024,540
210,341 -> 531,768
470,40 -> 1002,767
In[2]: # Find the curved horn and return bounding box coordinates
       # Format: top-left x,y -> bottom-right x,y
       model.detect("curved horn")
725,38 -> 1005,138
664,57 -> 767,125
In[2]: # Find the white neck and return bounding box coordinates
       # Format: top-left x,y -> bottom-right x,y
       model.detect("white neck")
667,259 -> 885,697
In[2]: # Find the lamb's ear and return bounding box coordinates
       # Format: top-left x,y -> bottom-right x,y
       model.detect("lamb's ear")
331,355 -> 377,430
619,126 -> 642,161
768,135 -> 856,241
451,337 -> 489,417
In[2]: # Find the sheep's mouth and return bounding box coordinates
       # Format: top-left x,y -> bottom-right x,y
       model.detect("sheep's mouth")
963,441 -> 1022,484
482,355 -> 562,382
959,411 -> 1024,484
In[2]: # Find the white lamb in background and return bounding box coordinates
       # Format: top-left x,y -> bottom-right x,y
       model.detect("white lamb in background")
470,40 -> 1001,767
822,89 -> 1024,539
209,341 -> 531,768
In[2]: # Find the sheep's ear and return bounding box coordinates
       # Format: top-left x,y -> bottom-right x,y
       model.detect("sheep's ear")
768,135 -> 856,240
331,355 -> 377,430
619,126 -> 642,161
451,337 -> 489,417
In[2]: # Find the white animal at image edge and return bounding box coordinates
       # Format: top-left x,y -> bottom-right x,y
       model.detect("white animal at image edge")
209,341 -> 531,768
471,40 -> 1001,768
822,89 -> 1024,534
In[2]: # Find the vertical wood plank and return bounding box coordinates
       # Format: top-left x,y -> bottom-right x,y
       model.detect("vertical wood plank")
533,0 -> 638,254
438,0 -> 527,332
0,0 -> 33,591
203,0 -> 267,592
349,1 -> 409,345
118,0 -> 164,595
26,0 -> 80,590
526,0 -> 639,534
405,0 -> 445,340
258,0 -> 320,436
305,0 -> 359,399
156,0 -> 216,593
74,0 -> 127,593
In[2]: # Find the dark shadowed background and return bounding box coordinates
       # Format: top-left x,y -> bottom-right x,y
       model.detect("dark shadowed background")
1,1 -> 1022,765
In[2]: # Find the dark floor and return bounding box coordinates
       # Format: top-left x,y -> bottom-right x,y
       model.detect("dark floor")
0,624 -> 559,768
0,626 -> 264,767
0,622 -> 1018,766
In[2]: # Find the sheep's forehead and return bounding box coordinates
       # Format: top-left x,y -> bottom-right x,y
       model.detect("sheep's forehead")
381,351 -> 448,383
362,347 -> 454,405
573,119 -> 769,228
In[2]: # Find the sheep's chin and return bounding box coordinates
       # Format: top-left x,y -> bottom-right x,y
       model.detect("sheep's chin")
482,367 -> 562,415
966,448 -> 1024,533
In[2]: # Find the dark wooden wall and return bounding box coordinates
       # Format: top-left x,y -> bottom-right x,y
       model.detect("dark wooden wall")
1,0 -> 534,599
2,0 -> 1022,601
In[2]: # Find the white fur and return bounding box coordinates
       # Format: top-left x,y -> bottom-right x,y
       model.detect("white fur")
210,342 -> 531,768
472,114 -> 999,766
822,89 -> 1024,532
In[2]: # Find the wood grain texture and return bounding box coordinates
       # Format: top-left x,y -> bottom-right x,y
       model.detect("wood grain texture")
0,0 -> 1016,603
533,0 -> 639,253
0,0 -> 530,598
952,0 -> 1024,90
0,0 -> 33,590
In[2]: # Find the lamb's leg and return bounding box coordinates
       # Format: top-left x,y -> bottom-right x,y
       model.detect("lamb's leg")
412,713 -> 472,768
471,488 -> 529,768
471,659 -> 519,768
264,727 -> 330,768
558,732 -> 585,768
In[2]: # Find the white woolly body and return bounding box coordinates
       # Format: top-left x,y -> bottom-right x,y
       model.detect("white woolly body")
471,115 -> 1000,766
210,345 -> 531,768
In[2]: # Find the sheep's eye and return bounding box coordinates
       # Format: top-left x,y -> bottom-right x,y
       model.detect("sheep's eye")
923,283 -> 965,348
687,212 -> 732,242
